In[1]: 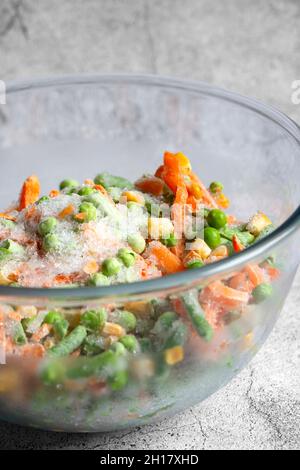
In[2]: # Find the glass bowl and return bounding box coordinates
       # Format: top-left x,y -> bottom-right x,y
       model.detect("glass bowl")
0,75 -> 299,432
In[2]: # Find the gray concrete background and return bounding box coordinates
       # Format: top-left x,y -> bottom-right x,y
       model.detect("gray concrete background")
0,0 -> 299,450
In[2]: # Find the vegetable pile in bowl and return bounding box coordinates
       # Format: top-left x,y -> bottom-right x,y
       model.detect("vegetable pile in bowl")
0,151 -> 283,431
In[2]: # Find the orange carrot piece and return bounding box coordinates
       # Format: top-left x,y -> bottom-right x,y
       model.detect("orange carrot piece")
135,176 -> 165,196
74,212 -> 86,222
190,172 -> 218,208
244,264 -> 265,287
200,280 -> 249,310
83,260 -> 99,274
94,184 -> 109,196
58,204 -> 75,219
31,323 -> 52,343
163,151 -> 191,174
84,179 -> 94,185
232,234 -> 245,253
49,189 -> 60,198
170,237 -> 185,259
229,272 -> 254,293
147,241 -> 183,274
261,262 -> 280,281
0,213 -> 16,222
19,175 -> 41,210
155,165 -> 165,179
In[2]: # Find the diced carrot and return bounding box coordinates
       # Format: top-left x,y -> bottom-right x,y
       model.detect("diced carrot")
261,263 -> 280,281
170,237 -> 185,258
200,280 -> 250,310
170,298 -> 187,317
74,212 -> 86,222
244,264 -> 265,287
135,176 -> 165,196
227,215 -> 237,225
83,260 -> 99,274
84,179 -> 94,185
163,151 -> 191,174
172,177 -> 188,237
21,343 -> 45,358
162,169 -> 180,193
214,192 -> 230,209
0,213 -> 16,222
94,184 -> 108,196
186,195 -> 199,212
58,204 -> 75,219
229,272 -> 254,293
203,304 -> 220,329
49,189 -> 60,198
232,234 -> 244,253
147,241 -> 183,274
19,175 -> 41,210
155,165 -> 165,179
190,172 -> 218,208
31,323 -> 52,343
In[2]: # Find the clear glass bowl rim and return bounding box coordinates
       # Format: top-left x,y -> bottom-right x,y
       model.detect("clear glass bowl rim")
1,73 -> 300,301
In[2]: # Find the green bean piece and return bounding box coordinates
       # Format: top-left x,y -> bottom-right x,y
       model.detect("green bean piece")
59,179 -> 79,190
88,191 -> 122,223
252,283 -> 273,303
13,322 -> 27,346
219,226 -> 254,247
87,272 -> 111,286
48,325 -> 87,357
220,237 -> 234,255
182,291 -> 214,341
38,217 -> 57,236
44,311 -> 63,324
119,335 -> 139,353
139,337 -> 153,353
53,319 -> 69,340
80,308 -> 107,332
66,350 -> 124,380
153,311 -> 178,334
83,192 -> 104,209
117,248 -> 136,268
94,172 -> 134,190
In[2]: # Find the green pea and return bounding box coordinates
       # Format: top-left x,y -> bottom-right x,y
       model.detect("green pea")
59,179 -> 79,190
209,181 -> 224,193
36,196 -> 50,205
110,342 -> 127,356
87,272 -> 111,286
127,233 -> 146,254
119,335 -> 139,353
252,283 -> 273,303
38,217 -> 57,236
78,202 -> 97,222
117,248 -> 136,267
108,370 -> 128,391
207,209 -> 227,229
204,227 -> 221,249
42,233 -> 60,252
162,233 -> 177,247
94,173 -> 133,190
80,309 -> 107,332
118,311 -> 137,332
78,186 -> 95,196
186,260 -> 204,269
102,257 -> 121,276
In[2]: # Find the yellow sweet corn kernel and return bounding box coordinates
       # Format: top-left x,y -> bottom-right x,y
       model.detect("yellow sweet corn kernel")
102,322 -> 125,338
246,211 -> 272,236
122,191 -> 145,205
165,346 -> 184,365
190,183 -> 203,199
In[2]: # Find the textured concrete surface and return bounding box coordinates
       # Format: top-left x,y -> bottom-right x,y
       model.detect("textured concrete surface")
0,0 -> 299,450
